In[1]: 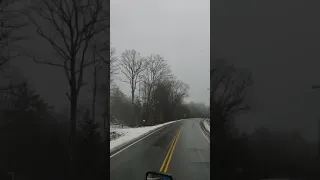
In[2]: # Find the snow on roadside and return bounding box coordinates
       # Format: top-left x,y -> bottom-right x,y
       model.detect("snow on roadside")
110,119 -> 184,151
110,124 -> 129,129
203,119 -> 210,133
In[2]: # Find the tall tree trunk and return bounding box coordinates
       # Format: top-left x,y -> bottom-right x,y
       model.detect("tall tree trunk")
131,89 -> 135,126
145,104 -> 149,125
145,88 -> 151,125
69,85 -> 77,179
92,68 -> 97,123
69,56 -> 77,179
131,88 -> 135,104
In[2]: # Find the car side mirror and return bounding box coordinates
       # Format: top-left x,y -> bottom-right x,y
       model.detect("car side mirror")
146,171 -> 173,180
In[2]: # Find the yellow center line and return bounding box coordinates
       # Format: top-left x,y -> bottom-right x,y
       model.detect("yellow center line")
159,128 -> 183,173
163,128 -> 182,173
159,128 -> 179,172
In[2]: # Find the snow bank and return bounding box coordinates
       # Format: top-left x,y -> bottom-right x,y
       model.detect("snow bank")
110,119 -> 184,151
110,123 -> 129,129
203,119 -> 210,133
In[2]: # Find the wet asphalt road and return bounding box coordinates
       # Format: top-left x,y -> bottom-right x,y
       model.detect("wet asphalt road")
110,118 -> 210,180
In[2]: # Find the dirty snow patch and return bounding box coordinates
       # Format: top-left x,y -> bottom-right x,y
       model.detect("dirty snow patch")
204,119 -> 210,133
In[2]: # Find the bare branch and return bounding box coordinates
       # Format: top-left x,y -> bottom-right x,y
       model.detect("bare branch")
0,0 -> 29,71
28,52 -> 65,68
211,58 -> 253,122
139,54 -> 172,117
119,49 -> 146,105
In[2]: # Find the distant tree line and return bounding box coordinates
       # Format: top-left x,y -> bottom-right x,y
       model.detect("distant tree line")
109,48 -> 210,127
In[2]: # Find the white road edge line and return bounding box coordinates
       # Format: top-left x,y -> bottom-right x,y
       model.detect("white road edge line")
199,121 -> 210,143
110,125 -> 167,158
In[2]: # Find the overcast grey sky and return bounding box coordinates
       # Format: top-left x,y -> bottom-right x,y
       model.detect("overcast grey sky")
10,0 -> 320,142
110,0 -> 210,106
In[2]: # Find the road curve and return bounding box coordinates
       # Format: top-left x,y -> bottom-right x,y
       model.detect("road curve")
110,118 -> 210,180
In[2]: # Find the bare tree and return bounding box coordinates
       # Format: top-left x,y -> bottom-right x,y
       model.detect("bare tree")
211,58 -> 253,135
141,54 -> 171,124
120,49 -> 145,104
210,59 -> 253,180
171,79 -> 189,103
119,49 -> 145,125
0,0 -> 28,90
150,77 -> 189,124
169,78 -> 189,119
28,0 -> 108,178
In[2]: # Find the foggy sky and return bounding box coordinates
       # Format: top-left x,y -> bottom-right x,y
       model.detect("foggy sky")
212,0 -> 320,141
9,0 -> 320,141
10,0 -> 210,111
110,0 -> 210,106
